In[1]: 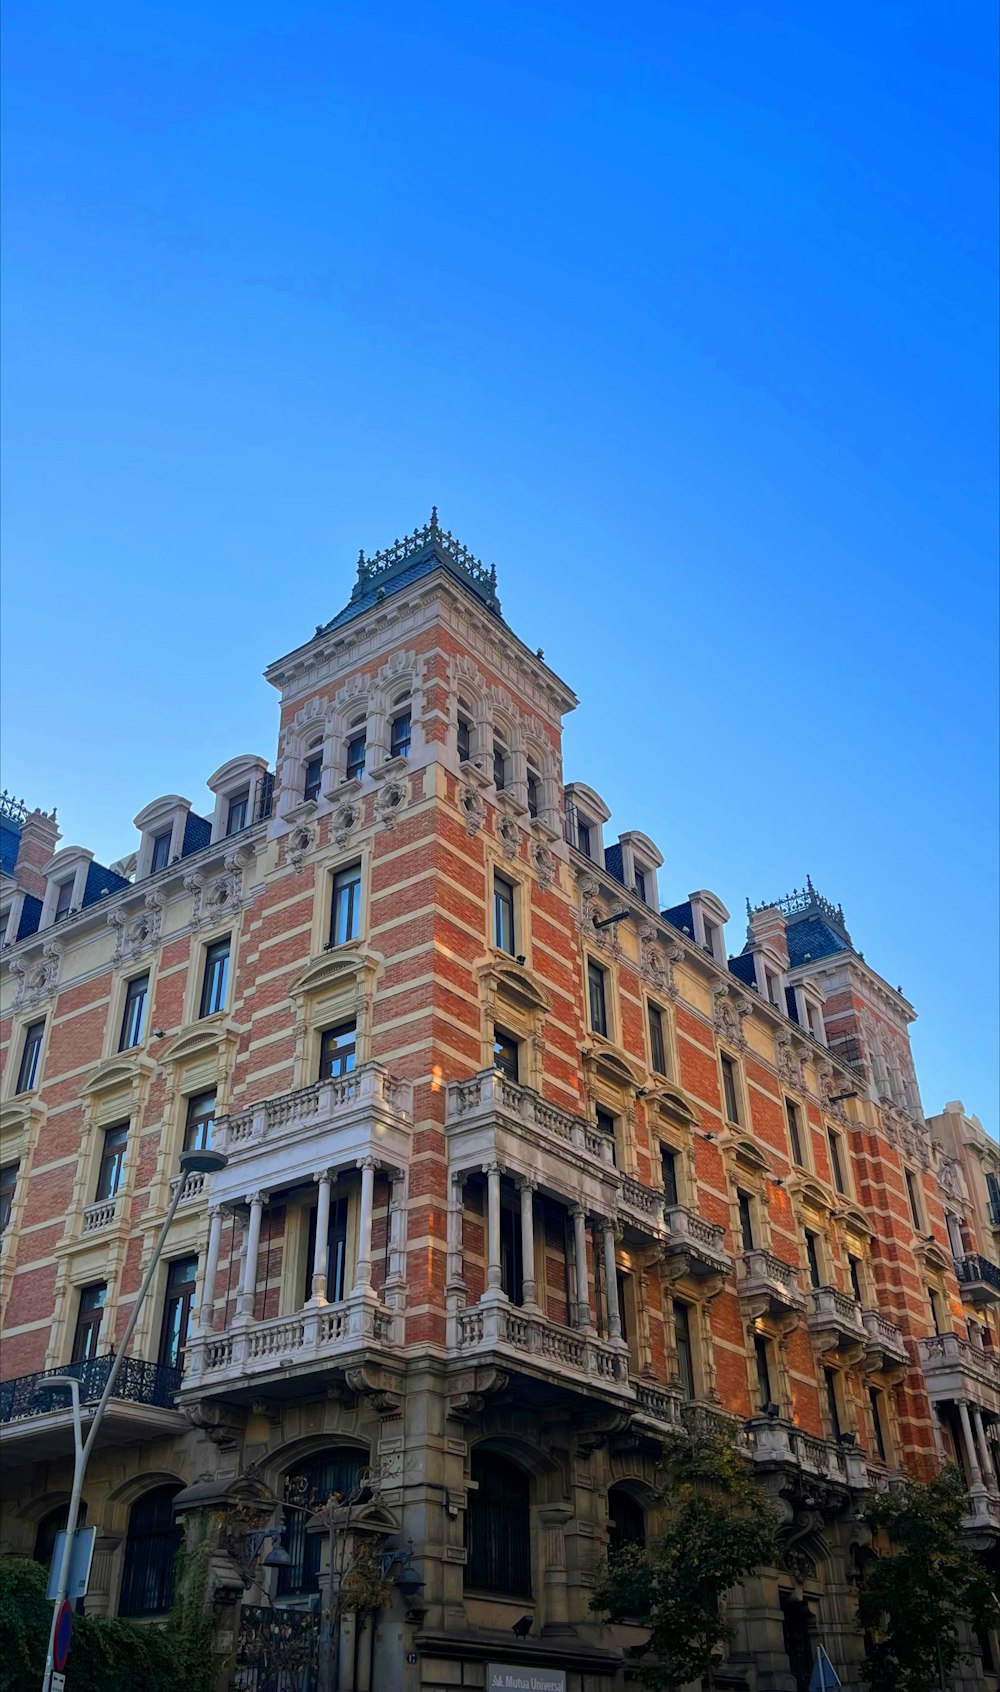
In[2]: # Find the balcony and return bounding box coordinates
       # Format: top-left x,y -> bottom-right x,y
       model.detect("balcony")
212,1064 -> 413,1207
618,1173 -> 667,1238
181,1291 -> 400,1400
746,1417 -> 869,1491
861,1308 -> 909,1372
0,1356 -> 184,1460
82,1197 -> 119,1233
453,1302 -> 632,1401
445,1071 -> 621,1218
736,1250 -> 806,1321
807,1287 -> 868,1362
953,1253 -> 1000,1307
918,1332 -> 1000,1416
662,1205 -> 733,1284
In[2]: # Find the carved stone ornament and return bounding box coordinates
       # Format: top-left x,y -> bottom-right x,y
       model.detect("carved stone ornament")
937,1155 -> 961,1201
108,889 -> 165,963
576,875 -> 621,956
344,1363 -> 403,1417
530,840 -> 555,890
446,1366 -> 510,1421
712,984 -> 752,1050
497,813 -> 521,861
11,940 -> 62,1010
287,822 -> 317,868
460,784 -> 486,838
375,777 -> 407,831
183,1401 -> 247,1449
331,801 -> 361,850
777,1032 -> 808,1089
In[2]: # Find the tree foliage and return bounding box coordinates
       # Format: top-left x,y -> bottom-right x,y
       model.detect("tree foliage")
590,1431 -> 778,1692
858,1465 -> 1000,1692
0,1558 -> 183,1692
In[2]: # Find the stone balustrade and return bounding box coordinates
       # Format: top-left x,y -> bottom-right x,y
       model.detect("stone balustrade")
446,1070 -> 613,1165
861,1308 -> 908,1366
82,1198 -> 118,1233
737,1249 -> 806,1316
454,1301 -> 631,1388
183,1291 -> 399,1389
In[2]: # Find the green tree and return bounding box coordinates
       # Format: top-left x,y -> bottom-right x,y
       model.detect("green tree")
590,1431 -> 778,1692
0,1558 -> 183,1692
858,1465 -> 1000,1692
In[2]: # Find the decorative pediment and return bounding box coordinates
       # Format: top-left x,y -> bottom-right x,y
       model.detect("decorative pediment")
290,950 -> 379,1001
915,1238 -> 952,1275
650,1084 -> 700,1127
582,1038 -> 644,1091
836,1205 -> 873,1242
476,955 -> 552,1017
160,1018 -> 237,1069
80,1052 -> 155,1100
724,1133 -> 772,1177
0,1096 -> 44,1156
787,1175 -> 835,1220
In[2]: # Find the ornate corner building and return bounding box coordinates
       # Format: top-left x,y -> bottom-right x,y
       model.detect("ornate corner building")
1,516 -> 998,1692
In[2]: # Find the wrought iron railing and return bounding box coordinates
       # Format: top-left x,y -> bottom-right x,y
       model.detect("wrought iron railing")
0,790 -> 28,825
253,773 -> 274,824
0,1355 -> 182,1424
954,1253 -> 1000,1293
234,1603 -> 318,1692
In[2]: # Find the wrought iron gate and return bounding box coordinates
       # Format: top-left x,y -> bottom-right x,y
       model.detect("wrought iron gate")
233,1603 -> 318,1692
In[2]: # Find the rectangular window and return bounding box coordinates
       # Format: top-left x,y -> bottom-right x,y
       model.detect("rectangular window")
319,1022 -> 357,1079
226,790 -> 249,835
346,732 -> 366,781
95,1124 -> 128,1201
848,1254 -> 864,1304
588,961 -> 608,1037
596,1108 -> 617,1165
54,879 -> 75,922
493,875 -> 516,956
16,1021 -> 45,1093
785,1098 -> 804,1166
576,818 -> 592,859
824,1368 -> 843,1440
500,1193 -> 524,1304
72,1283 -> 107,1362
159,1257 -> 198,1372
150,831 -> 172,874
828,1130 -> 848,1195
303,755 -> 323,803
389,710 -> 411,759
703,919 -> 718,959
805,1231 -> 823,1290
457,715 -> 472,762
754,1334 -> 773,1409
303,1191 -> 349,1304
493,743 -> 508,790
184,1091 -> 216,1152
928,1285 -> 943,1334
0,1163 -> 18,1232
648,1003 -> 667,1076
118,974 -> 149,1051
738,1190 -> 755,1253
673,1301 -> 695,1399
492,1029 -> 519,1082
634,868 -> 647,904
869,1387 -> 887,1461
199,939 -> 230,1018
720,1053 -> 740,1124
526,770 -> 540,819
905,1168 -> 923,1229
330,864 -> 362,946
661,1146 -> 679,1209
765,969 -> 779,1006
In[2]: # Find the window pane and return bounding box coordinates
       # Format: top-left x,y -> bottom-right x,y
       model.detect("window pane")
465,1453 -> 531,1597
738,1191 -> 755,1253
0,1163 -> 19,1232
184,1092 -> 216,1151
119,975 -> 149,1051
390,711 -> 411,758
330,864 -> 362,945
199,940 -> 230,1017
346,733 -> 366,780
825,1369 -> 842,1440
493,876 -> 515,955
304,756 -> 323,802
17,1022 -> 45,1093
786,1099 -> 803,1165
848,1255 -> 863,1303
457,716 -> 472,762
493,744 -> 508,790
54,880 -> 74,919
661,1147 -> 678,1208
159,1257 -> 198,1371
829,1132 -> 848,1195
526,771 -> 540,818
634,868 -> 647,903
72,1283 -> 107,1362
805,1232 -> 822,1289
96,1125 -> 128,1201
119,1486 -> 182,1617
277,1451 -> 366,1596
319,1022 -> 357,1079
674,1301 -> 694,1399
588,963 -> 607,1037
150,832 -> 172,874
648,1005 -> 667,1075
577,819 -> 591,858
493,1030 -> 519,1081
754,1335 -> 772,1408
226,791 -> 249,836
721,1055 -> 740,1123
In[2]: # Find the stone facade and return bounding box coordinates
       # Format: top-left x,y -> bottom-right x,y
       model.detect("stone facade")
1,516 -> 998,1692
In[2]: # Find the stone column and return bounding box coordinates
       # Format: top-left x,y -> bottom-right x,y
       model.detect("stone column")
539,1505 -> 576,1638
571,1205 -> 594,1332
237,1192 -> 267,1320
484,1161 -> 504,1295
384,1171 -> 407,1306
354,1157 -> 376,1291
971,1404 -> 997,1489
309,1172 -> 333,1305
957,1399 -> 984,1489
446,1171 -> 467,1301
602,1221 -> 622,1342
519,1178 -> 538,1309
698,1298 -> 721,1400
198,1206 -> 224,1332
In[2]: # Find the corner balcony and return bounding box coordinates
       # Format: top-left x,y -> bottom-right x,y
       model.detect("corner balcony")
453,1300 -> 634,1405
918,1332 -> 1000,1416
746,1417 -> 869,1491
861,1308 -> 909,1372
662,1206 -> 733,1283
736,1250 -> 806,1322
212,1063 -> 413,1208
0,1356 -> 184,1461
807,1287 -> 868,1362
445,1071 -> 623,1224
954,1253 -> 1000,1307
181,1290 -> 400,1402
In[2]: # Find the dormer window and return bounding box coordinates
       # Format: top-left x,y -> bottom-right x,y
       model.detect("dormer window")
226,790 -> 250,836
390,709 -> 411,760
634,868 -> 647,903
457,711 -> 472,763
303,751 -> 323,803
150,832 -> 172,874
493,741 -> 510,791
53,879 -> 75,922
703,920 -> 719,960
346,728 -> 366,782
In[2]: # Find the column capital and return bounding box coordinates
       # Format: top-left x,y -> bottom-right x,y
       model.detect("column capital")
515,1174 -> 538,1193
483,1160 -> 505,1178
207,1204 -> 224,1221
357,1155 -> 378,1173
314,1169 -> 335,1187
245,1190 -> 270,1207
569,1202 -> 587,1221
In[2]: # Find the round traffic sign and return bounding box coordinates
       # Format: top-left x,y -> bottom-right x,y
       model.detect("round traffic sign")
53,1599 -> 73,1672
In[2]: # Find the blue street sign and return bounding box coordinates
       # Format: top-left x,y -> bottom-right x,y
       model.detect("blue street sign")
809,1645 -> 842,1690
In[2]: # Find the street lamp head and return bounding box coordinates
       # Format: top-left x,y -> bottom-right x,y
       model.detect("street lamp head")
262,1542 -> 292,1568
395,1567 -> 424,1601
31,1374 -> 76,1404
179,1148 -> 228,1176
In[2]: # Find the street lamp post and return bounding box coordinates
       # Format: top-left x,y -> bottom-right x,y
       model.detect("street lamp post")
38,1147 -> 228,1692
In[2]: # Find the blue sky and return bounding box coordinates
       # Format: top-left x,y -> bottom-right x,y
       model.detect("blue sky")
2,2 -> 997,1131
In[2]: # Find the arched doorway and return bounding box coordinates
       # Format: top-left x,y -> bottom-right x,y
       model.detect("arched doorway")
118,1483 -> 182,1616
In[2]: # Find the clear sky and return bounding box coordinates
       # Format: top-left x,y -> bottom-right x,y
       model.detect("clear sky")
2,3 -> 997,1133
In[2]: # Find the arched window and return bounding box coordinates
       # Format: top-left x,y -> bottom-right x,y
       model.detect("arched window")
34,1501 -> 88,1567
608,1486 -> 645,1556
119,1484 -> 182,1616
277,1448 -> 368,1597
465,1451 -> 531,1597
345,718 -> 367,782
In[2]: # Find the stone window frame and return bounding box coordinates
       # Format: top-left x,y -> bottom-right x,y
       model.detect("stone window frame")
40,847 -> 93,929
475,955 -> 552,1093
133,796 -> 192,880
206,755 -> 270,845
689,890 -> 730,962
5,1012 -> 51,1101
317,849 -> 369,958
183,924 -> 236,1026
563,781 -> 611,862
103,956 -> 160,1062
724,1134 -> 777,1257
288,950 -> 380,1093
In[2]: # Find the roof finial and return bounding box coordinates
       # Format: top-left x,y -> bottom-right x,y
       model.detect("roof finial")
806,873 -> 814,892
356,548 -> 367,580
429,505 -> 439,530
745,897 -> 753,920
